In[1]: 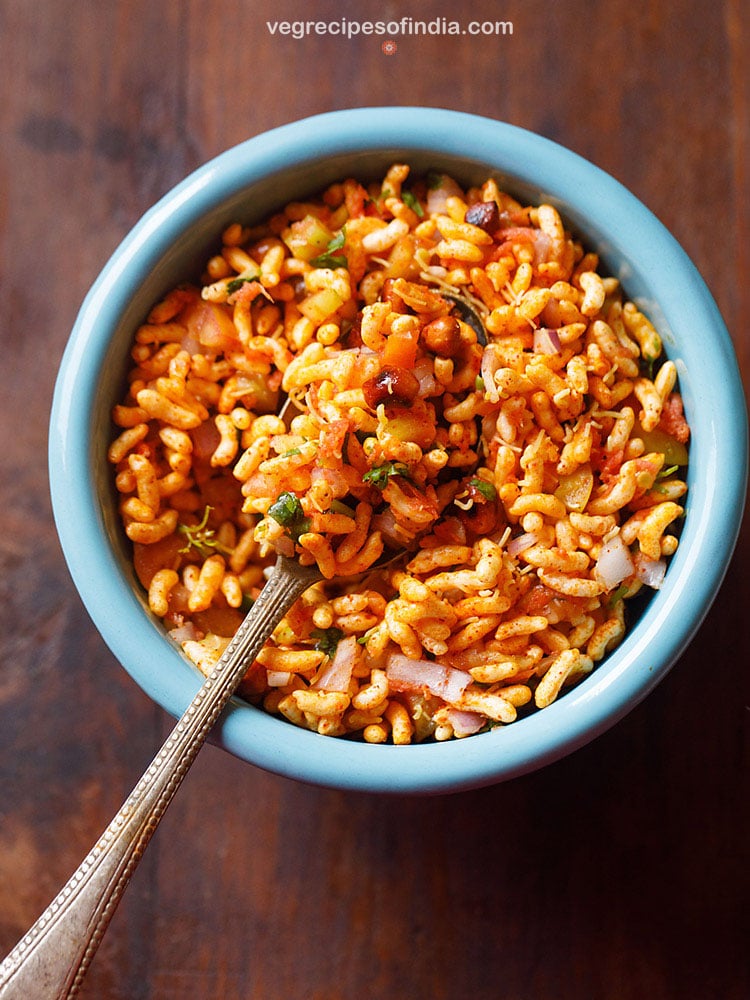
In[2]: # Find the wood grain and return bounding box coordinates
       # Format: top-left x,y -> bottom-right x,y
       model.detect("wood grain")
1,1 -> 748,997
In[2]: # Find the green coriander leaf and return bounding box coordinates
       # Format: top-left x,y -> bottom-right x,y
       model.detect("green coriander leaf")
310,229 -> 348,269
226,275 -> 261,294
310,627 -> 345,658
357,628 -> 376,647
328,229 -> 346,251
656,464 -> 679,479
330,499 -> 356,518
267,492 -> 310,540
470,478 -> 497,502
608,583 -> 630,606
362,461 -> 410,489
177,506 -> 233,557
268,492 -> 304,525
402,190 -> 424,217
310,252 -> 348,268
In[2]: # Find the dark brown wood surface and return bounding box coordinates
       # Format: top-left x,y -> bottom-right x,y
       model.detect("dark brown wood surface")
1,2 -> 748,997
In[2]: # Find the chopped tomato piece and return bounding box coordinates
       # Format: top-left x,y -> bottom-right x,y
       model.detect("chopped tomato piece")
343,179 -> 368,219
182,299 -> 241,353
192,605 -> 244,638
238,660 -> 269,698
382,325 -> 419,369
656,393 -> 690,447
319,419 -> 350,466
133,534 -> 184,588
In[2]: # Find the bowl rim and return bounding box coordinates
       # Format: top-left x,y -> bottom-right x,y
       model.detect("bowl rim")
49,107 -> 748,793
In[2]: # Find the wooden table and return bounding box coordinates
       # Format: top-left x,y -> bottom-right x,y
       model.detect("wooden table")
1,2 -> 748,997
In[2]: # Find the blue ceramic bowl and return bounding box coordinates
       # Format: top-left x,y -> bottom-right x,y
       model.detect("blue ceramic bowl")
49,108 -> 747,793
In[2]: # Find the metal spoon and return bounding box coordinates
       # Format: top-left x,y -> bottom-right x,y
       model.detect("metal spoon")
0,295 -> 487,997
0,551 -> 388,998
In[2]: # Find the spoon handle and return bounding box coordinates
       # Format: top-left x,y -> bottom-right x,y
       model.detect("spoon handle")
0,557 -> 316,1000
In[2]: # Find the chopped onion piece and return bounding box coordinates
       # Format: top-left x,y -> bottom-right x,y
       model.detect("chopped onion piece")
267,670 -> 292,687
414,356 -> 439,397
168,621 -> 201,644
313,634 -> 358,692
531,230 -> 553,264
634,551 -> 667,589
386,652 -> 472,704
480,343 -> 502,403
426,174 -> 464,216
507,532 -> 541,557
371,508 -> 415,549
533,327 -> 562,354
180,330 -> 201,355
445,708 -> 485,737
191,419 -> 222,460
595,533 -> 634,589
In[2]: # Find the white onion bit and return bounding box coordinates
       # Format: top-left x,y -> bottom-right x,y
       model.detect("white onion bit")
533,327 -> 562,354
446,708 -> 485,737
386,652 -> 472,704
634,552 -> 667,589
507,532 -> 541,558
426,174 -> 464,216
595,533 -> 634,589
313,634 -> 358,692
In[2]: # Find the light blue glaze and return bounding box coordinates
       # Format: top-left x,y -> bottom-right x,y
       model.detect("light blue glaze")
49,108 -> 748,794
